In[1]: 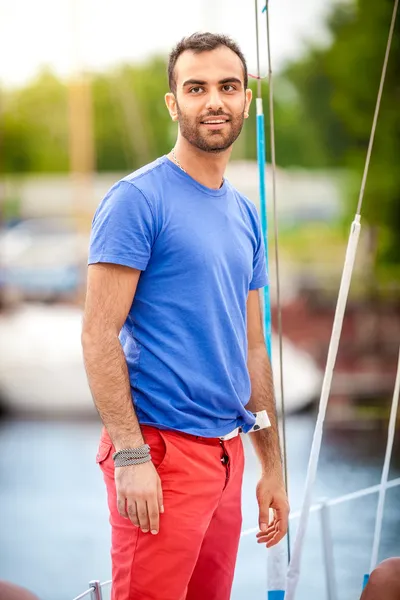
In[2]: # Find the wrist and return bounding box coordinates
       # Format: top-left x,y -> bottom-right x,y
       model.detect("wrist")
113,444 -> 151,467
113,437 -> 145,453
261,465 -> 284,482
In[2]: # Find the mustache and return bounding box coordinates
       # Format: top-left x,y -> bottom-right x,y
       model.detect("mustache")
199,111 -> 231,121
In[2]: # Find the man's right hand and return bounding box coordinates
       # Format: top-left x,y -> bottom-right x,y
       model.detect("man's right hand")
115,460 -> 164,534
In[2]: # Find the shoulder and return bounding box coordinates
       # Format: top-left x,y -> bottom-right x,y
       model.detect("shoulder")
227,182 -> 261,229
95,156 -> 170,218
121,156 -> 170,200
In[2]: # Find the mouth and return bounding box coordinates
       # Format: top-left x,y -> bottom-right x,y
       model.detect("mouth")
200,118 -> 230,129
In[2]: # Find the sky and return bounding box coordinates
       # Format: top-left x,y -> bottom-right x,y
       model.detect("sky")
0,0 -> 336,86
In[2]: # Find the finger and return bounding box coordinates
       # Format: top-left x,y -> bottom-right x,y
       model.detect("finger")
136,499 -> 150,532
257,524 -> 278,544
266,520 -> 285,548
273,501 -> 290,535
117,494 -> 128,519
126,500 -> 139,527
157,478 -> 164,515
267,528 -> 286,548
147,497 -> 160,535
257,532 -> 277,544
256,520 -> 276,537
258,513 -> 271,533
256,518 -> 279,543
257,519 -> 277,533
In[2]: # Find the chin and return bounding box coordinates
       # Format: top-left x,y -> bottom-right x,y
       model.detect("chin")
200,136 -> 233,153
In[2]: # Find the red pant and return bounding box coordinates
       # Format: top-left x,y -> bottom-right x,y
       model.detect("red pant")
97,425 -> 245,600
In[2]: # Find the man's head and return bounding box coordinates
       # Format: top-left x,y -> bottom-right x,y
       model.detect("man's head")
165,32 -> 252,154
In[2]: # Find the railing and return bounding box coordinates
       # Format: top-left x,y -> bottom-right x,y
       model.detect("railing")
72,580 -> 111,600
72,477 -> 400,600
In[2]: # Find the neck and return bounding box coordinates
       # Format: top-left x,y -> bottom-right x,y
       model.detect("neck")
170,136 -> 232,190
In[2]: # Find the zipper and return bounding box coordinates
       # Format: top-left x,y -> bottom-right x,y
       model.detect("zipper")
219,440 -> 230,489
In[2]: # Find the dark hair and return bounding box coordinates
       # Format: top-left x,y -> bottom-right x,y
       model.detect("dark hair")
168,32 -> 248,94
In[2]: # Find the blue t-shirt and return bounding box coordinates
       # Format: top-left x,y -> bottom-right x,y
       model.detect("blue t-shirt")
89,156 -> 268,437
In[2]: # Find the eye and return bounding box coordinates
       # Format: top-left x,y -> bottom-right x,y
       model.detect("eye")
222,84 -> 235,92
189,86 -> 204,94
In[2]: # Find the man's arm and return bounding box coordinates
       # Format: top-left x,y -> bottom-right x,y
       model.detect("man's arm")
246,289 -> 289,547
82,263 -> 163,535
82,263 -> 143,450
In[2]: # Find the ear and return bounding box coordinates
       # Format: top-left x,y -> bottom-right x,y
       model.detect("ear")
165,92 -> 179,122
244,88 -> 253,119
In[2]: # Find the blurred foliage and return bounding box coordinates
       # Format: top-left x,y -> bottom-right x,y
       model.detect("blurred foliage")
283,0 -> 400,265
0,0 -> 399,264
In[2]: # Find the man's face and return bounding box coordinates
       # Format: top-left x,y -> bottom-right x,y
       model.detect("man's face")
169,47 -> 252,153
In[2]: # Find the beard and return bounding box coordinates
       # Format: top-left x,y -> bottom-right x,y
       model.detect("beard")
176,103 -> 245,153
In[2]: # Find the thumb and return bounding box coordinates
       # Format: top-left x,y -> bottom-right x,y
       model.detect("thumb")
157,477 -> 164,514
259,505 -> 271,532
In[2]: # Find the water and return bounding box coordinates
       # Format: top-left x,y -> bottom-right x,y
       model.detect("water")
0,413 -> 399,600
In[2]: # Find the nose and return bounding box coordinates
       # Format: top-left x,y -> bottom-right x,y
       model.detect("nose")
205,88 -> 224,112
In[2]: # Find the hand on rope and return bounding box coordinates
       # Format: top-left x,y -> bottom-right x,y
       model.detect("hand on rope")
255,473 -> 289,548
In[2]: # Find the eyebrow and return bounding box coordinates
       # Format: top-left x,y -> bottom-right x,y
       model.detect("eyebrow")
182,77 -> 243,88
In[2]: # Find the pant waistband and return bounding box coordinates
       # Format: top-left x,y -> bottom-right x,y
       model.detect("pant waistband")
141,411 -> 270,445
141,425 -> 224,446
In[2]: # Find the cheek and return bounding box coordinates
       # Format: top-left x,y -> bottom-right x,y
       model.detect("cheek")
227,97 -> 246,115
180,104 -> 203,123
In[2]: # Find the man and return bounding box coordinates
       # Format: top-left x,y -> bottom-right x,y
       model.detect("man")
82,32 -> 289,600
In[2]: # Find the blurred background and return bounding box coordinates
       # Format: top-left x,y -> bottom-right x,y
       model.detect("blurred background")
0,0 -> 399,599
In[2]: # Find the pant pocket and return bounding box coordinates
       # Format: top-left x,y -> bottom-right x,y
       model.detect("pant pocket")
142,427 -> 170,473
96,439 -> 113,464
96,427 -> 170,474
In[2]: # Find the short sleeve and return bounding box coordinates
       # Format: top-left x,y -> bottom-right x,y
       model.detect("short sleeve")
88,180 -> 156,271
249,211 -> 269,290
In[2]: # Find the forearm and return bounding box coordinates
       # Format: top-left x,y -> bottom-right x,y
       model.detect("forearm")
82,330 -> 144,451
246,344 -> 283,478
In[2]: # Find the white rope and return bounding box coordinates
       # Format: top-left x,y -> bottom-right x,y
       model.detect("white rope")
327,476 -> 400,509
369,346 -> 400,572
264,0 -> 289,521
263,2 -> 290,589
356,0 -> 399,215
72,589 -> 93,600
284,2 -> 398,594
285,218 -> 361,600
268,539 -> 288,593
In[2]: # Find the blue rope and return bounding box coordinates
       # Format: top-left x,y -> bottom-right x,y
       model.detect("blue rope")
268,592 -> 285,600
256,111 -> 272,358
362,574 -> 370,590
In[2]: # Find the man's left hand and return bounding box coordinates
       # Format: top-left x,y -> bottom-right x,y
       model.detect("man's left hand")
255,474 -> 289,548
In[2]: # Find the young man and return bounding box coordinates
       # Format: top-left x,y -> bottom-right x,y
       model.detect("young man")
82,32 -> 289,600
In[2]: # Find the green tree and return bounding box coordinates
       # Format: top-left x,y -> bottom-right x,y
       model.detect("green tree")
283,0 -> 400,265
3,69 -> 69,172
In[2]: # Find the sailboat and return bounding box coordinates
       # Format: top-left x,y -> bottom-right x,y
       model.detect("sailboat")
0,302 -> 321,417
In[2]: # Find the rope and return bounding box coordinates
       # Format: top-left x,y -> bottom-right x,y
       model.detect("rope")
356,0 -> 399,215
369,346 -> 400,572
286,2 -> 398,596
240,475 -> 400,537
264,0 -> 290,560
254,0 -> 262,99
254,2 -> 287,596
286,218 -> 361,600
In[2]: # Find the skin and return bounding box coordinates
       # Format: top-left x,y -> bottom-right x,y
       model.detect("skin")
165,46 -> 252,190
0,581 -> 40,600
246,289 -> 289,547
82,45 -> 289,546
360,558 -> 400,600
